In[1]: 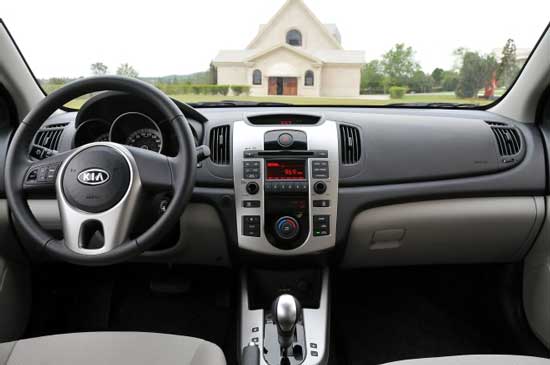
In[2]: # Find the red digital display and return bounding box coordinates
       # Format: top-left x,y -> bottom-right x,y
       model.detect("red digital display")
266,160 -> 306,180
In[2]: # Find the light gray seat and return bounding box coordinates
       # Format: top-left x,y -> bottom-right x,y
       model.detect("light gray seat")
381,355 -> 550,365
0,332 -> 226,365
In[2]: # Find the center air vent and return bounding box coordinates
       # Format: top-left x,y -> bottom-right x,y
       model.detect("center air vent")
30,123 -> 68,160
340,124 -> 361,165
209,125 -> 230,165
487,123 -> 522,156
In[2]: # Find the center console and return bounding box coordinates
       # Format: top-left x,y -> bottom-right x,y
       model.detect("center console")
240,268 -> 330,365
233,116 -> 339,255
234,114 -> 336,365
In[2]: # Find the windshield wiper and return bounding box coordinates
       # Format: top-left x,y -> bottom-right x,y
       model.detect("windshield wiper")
189,100 -> 294,107
386,102 -> 481,108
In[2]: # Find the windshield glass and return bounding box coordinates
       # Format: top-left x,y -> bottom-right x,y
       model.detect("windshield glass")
2,0 -> 549,108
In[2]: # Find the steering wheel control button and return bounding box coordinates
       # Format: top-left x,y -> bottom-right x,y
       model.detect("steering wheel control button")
313,200 -> 330,208
275,216 -> 300,240
243,161 -> 261,179
312,161 -> 329,179
243,200 -> 261,208
62,146 -> 130,213
277,133 -> 294,148
25,162 -> 61,185
313,215 -> 330,236
243,216 -> 261,237
313,181 -> 327,194
246,182 -> 260,195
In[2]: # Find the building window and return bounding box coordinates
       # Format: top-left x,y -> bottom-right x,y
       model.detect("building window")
286,30 -> 302,46
252,69 -> 262,85
305,70 -> 314,86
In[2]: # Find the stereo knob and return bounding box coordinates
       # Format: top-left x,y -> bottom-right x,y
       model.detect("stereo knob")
275,216 -> 300,240
313,181 -> 327,194
246,182 -> 260,195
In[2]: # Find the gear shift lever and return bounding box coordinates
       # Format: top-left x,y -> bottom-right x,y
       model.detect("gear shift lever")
272,294 -> 302,350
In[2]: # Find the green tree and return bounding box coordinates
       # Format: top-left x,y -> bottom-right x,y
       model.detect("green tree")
409,71 -> 434,93
455,51 -> 497,98
431,68 -> 444,86
360,60 -> 385,93
496,39 -> 519,88
441,70 -> 459,91
116,63 -> 139,78
90,62 -> 108,76
381,43 -> 420,88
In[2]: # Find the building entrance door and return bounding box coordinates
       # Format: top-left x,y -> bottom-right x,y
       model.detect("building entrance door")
268,77 -> 298,96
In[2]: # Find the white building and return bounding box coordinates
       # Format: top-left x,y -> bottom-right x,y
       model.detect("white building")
213,0 -> 365,97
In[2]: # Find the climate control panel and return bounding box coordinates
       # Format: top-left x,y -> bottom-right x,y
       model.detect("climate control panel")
233,117 -> 339,255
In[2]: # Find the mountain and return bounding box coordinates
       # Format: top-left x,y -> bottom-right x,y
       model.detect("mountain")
142,70 -> 214,84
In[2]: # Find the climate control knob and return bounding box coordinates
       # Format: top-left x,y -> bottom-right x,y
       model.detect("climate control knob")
274,216 -> 300,240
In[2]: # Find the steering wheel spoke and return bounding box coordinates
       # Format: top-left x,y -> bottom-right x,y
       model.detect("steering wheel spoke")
58,184 -> 139,254
126,146 -> 175,192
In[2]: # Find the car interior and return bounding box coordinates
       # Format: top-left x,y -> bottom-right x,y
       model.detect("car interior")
0,12 -> 549,365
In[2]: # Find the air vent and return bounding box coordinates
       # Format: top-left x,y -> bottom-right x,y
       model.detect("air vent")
490,125 -> 522,156
30,123 -> 68,160
485,121 -> 507,126
340,124 -> 361,165
209,125 -> 230,165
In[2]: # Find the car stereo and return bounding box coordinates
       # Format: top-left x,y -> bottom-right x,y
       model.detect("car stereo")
233,117 -> 339,255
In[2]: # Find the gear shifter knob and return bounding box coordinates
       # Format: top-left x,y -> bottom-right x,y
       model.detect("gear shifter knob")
272,294 -> 301,349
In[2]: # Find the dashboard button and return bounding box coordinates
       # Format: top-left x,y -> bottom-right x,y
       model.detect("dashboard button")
243,216 -> 261,237
243,200 -> 261,208
277,133 -> 294,147
313,200 -> 330,207
313,215 -> 330,236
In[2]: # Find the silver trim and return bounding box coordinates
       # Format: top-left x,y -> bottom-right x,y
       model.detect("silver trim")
55,142 -> 143,255
233,120 -> 339,255
240,269 -> 330,365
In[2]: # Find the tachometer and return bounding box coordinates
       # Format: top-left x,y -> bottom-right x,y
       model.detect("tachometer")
95,133 -> 110,142
126,128 -> 162,152
110,112 -> 164,153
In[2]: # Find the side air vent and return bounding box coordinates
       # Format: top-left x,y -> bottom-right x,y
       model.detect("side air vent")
209,125 -> 230,165
30,123 -> 68,160
489,125 -> 522,156
340,124 -> 361,165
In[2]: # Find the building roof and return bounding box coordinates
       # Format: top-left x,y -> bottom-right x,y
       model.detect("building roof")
246,0 -> 343,50
214,45 -> 364,65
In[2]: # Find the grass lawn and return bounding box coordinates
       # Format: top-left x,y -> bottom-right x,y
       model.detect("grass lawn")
64,93 -> 493,109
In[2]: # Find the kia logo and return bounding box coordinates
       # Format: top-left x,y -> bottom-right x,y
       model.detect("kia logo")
77,169 -> 110,186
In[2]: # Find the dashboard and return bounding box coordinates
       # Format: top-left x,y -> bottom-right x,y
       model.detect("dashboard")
24,93 -> 547,267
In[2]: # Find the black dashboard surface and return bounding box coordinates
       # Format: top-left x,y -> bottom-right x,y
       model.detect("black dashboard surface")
20,101 -> 547,250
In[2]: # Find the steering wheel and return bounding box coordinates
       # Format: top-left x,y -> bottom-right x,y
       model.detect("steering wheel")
4,76 -> 197,266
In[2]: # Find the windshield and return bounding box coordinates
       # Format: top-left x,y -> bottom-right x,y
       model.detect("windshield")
2,0 -> 549,108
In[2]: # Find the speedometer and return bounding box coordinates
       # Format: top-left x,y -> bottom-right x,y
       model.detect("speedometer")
126,128 -> 162,152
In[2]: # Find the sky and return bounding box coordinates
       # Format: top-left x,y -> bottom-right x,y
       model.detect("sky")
1,0 -> 549,79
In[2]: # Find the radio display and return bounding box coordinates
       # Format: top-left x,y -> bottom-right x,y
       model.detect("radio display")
266,160 -> 306,180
